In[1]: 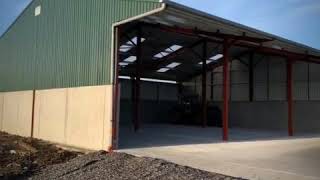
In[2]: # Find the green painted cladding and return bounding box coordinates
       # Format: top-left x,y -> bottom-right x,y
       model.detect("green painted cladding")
0,0 -> 162,92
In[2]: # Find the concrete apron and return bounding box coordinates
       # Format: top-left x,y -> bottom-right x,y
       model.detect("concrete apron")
118,126 -> 320,180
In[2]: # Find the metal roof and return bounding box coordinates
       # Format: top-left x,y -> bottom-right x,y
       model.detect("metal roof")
162,0 -> 320,55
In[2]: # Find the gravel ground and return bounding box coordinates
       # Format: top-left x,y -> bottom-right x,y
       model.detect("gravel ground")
0,132 -> 245,180
30,151 -> 245,180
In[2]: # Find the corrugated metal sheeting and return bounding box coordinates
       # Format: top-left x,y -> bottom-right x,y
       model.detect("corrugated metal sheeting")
189,56 -> 320,102
0,0 -> 162,92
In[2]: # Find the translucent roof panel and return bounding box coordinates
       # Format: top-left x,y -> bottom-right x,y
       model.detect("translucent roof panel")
153,45 -> 183,59
119,37 -> 146,53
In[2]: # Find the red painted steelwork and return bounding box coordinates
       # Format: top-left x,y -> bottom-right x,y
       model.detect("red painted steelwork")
223,39 -> 230,141
287,60 -> 294,136
141,22 -> 272,43
141,23 -> 320,64
111,26 -> 122,151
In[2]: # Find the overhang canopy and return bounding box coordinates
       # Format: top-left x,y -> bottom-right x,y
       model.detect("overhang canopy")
117,0 -> 320,82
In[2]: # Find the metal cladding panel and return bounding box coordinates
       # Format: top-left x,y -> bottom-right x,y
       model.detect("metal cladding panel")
0,0 -> 162,92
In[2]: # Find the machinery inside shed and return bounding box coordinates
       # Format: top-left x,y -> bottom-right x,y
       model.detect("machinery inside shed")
114,4 -> 320,149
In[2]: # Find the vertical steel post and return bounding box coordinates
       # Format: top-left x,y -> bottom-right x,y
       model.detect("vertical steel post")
287,59 -> 293,136
133,26 -> 142,132
131,76 -> 136,127
177,82 -> 183,103
222,39 -> 230,141
202,40 -> 208,127
110,26 -> 121,151
249,53 -> 254,102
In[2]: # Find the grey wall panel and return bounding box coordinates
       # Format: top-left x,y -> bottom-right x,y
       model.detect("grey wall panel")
120,80 -> 131,100
293,82 -> 308,100
141,83 -> 157,100
310,82 -> 320,100
254,83 -> 268,101
119,100 -> 176,125
269,83 -> 286,101
228,101 -> 320,133
294,101 -> 320,132
254,59 -> 268,83
310,64 -> 320,82
159,84 -> 178,101
120,80 -> 177,101
293,62 -> 308,81
229,102 -> 288,130
213,85 -> 223,101
269,59 -> 286,82
231,84 -> 249,101
231,71 -> 248,84
213,72 -> 223,84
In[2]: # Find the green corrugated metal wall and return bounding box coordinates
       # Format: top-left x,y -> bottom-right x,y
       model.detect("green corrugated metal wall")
0,0 -> 162,92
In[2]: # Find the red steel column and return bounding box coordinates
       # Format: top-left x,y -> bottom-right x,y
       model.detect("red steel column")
110,26 -> 121,151
202,40 -> 208,128
287,60 -> 293,136
222,39 -> 230,141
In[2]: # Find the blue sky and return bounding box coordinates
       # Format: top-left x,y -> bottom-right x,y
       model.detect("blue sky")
0,0 -> 319,49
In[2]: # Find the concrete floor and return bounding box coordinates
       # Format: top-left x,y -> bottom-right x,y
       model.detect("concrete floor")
118,124 -> 320,180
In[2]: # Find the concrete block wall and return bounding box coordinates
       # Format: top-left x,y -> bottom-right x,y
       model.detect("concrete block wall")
0,85 -> 114,151
33,85 -> 113,150
0,93 -> 3,131
0,91 -> 33,137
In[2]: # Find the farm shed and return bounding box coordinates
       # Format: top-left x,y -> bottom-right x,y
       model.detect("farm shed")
0,0 -> 320,151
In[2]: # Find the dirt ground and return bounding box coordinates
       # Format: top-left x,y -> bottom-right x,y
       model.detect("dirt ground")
0,132 -> 245,180
0,132 -> 81,179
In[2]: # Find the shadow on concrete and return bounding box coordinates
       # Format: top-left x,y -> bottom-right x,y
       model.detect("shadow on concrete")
118,123 -> 320,149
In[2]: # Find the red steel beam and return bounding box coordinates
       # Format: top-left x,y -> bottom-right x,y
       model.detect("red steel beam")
222,39 -> 230,141
140,23 -> 320,64
287,60 -> 294,136
141,22 -> 272,43
202,40 -> 208,128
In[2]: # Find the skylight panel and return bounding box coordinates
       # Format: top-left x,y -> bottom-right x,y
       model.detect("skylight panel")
153,45 -> 183,59
198,60 -> 214,65
119,76 -> 177,84
119,62 -> 129,66
130,37 -> 146,45
198,54 -> 224,65
123,56 -> 137,63
210,54 -> 223,61
119,37 -> 146,53
166,62 -> 181,69
157,68 -> 170,73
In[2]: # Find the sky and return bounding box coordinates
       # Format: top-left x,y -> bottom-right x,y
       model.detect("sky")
0,0 -> 319,50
